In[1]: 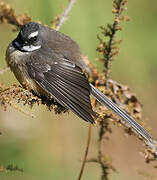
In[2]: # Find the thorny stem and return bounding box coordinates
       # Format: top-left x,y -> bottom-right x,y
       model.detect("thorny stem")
105,0 -> 124,89
78,124 -> 92,180
56,0 -> 77,31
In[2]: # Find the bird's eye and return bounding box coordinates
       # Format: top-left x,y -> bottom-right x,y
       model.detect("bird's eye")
32,36 -> 37,42
29,36 -> 38,43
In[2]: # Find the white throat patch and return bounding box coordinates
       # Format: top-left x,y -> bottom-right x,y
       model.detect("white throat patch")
28,31 -> 39,39
22,45 -> 41,52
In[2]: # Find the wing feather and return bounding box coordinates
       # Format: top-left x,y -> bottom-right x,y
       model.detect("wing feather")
26,59 -> 96,123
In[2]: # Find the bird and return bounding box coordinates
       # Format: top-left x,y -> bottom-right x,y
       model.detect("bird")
5,22 -> 156,150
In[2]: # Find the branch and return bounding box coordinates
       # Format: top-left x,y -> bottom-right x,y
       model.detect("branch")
97,0 -> 128,89
0,1 -> 31,29
95,0 -> 157,178
0,164 -> 23,173
54,0 -> 77,31
105,0 -> 124,87
78,124 -> 92,180
96,1 -> 128,178
98,119 -> 115,180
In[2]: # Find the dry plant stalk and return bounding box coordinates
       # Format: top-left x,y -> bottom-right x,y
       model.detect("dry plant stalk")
78,124 -> 92,180
94,0 -> 156,179
0,164 -> 23,173
97,0 -> 129,89
54,0 -> 77,31
0,0 -> 157,179
95,0 -> 129,179
0,1 -> 31,28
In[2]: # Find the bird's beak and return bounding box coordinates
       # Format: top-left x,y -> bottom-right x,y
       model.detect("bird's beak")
13,39 -> 22,49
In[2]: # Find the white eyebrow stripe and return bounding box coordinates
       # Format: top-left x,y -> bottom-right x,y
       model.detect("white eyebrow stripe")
28,31 -> 39,39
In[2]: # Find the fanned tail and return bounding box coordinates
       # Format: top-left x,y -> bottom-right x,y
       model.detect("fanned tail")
90,84 -> 157,151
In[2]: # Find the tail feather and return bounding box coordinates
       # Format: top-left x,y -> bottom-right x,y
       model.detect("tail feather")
90,84 -> 156,149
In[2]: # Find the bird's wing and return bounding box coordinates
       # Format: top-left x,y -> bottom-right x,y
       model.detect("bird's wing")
26,58 -> 96,123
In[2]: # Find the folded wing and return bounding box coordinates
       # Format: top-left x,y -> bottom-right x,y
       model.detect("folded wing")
26,58 -> 96,123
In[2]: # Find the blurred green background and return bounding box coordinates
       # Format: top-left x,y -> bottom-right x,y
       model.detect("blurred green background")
1,0 -> 157,180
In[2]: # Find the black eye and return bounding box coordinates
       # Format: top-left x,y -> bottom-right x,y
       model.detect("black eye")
32,36 -> 37,41
29,36 -> 37,43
